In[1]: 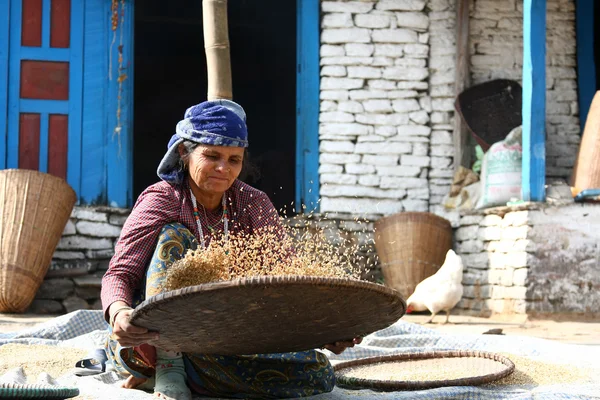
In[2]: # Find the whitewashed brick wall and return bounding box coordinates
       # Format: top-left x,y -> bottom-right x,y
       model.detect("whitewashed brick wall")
320,0 -> 580,214
319,0 -> 431,215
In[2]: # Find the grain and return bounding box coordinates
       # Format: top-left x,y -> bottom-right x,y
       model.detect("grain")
165,224 -> 364,290
340,357 -> 506,382
0,344 -> 87,381
485,353 -> 595,386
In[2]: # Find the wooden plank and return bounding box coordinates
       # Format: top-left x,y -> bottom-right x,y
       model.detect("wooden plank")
106,0 -> 134,208
21,0 -> 43,47
80,0 -> 107,204
39,112 -> 49,172
48,114 -> 68,179
18,113 -> 40,170
67,0 -> 85,198
295,0 -> 320,213
0,0 -> 9,169
576,0 -> 596,131
42,0 -> 51,48
50,0 -> 71,48
453,0 -> 471,171
20,47 -> 70,61
7,0 -> 23,169
20,98 -> 69,114
522,0 -> 546,202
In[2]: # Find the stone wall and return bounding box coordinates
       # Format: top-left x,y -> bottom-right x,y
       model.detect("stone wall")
30,207 -> 127,314
454,204 -> 600,316
319,0 -> 580,213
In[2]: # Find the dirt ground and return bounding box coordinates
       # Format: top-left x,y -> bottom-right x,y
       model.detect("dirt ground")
1,311 -> 599,345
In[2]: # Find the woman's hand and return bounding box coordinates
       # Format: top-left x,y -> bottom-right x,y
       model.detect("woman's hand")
111,308 -> 159,348
323,337 -> 363,355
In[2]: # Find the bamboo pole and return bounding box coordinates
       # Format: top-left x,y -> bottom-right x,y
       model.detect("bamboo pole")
453,0 -> 471,171
203,0 -> 233,100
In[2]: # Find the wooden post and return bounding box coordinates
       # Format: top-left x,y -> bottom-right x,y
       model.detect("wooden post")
453,0 -> 471,171
203,0 -> 233,100
522,0 -> 546,202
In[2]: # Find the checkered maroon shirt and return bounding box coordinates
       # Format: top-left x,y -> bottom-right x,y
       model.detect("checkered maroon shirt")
101,179 -> 281,320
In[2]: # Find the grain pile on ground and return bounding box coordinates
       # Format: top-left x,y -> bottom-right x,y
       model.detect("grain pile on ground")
0,344 -> 87,381
485,353 -> 596,386
165,224 -> 365,290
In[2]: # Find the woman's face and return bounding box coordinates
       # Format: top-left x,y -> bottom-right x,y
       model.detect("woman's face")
182,144 -> 244,195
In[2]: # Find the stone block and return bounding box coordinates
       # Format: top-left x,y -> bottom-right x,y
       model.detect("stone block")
362,154 -> 399,166
320,90 -> 350,101
53,251 -> 85,260
400,155 -> 430,167
430,130 -> 452,145
456,225 -> 479,241
320,123 -> 371,136
380,177 -> 428,189
46,261 -> 98,279
376,0 -> 426,11
397,81 -> 429,90
463,284 -> 491,299
348,66 -> 382,79
457,240 -> 484,254
36,278 -> 75,300
321,77 -> 364,90
320,140 -> 355,153
430,156 -> 452,169
322,13 -> 354,28
367,79 -> 396,90
412,142 -> 428,156
321,100 -> 338,112
321,173 -> 359,185
402,199 -> 429,211
462,269 -> 489,285
345,163 -> 376,174
374,44 -> 404,57
76,221 -> 122,238
383,67 -> 428,81
374,126 -> 398,136
322,28 -> 371,44
319,164 -> 344,174
63,296 -> 89,313
27,299 -> 64,314
501,226 -> 530,240
430,144 -> 454,156
322,1 -> 375,13
462,253 -> 489,269
346,43 -> 375,57
321,44 -> 345,57
363,99 -> 393,112
76,286 -> 101,301
409,110 -> 429,124
460,215 -> 484,227
355,14 -> 391,28
321,65 -> 347,77
501,210 -> 529,227
372,29 -> 418,43
350,90 -> 389,100
321,184 -> 406,199
388,89 -> 420,98
391,99 -> 421,113
480,215 -> 502,227
404,43 -> 429,57
358,175 -> 381,186
338,100 -> 365,113
376,165 -> 421,177
71,208 -> 107,222
86,248 -> 115,259
62,220 -> 76,235
320,153 -> 362,165
355,142 -> 412,155
479,226 -> 502,241
395,12 -> 429,31
58,236 -> 113,250
431,98 -> 455,111
320,197 -> 404,215
407,187 -> 429,199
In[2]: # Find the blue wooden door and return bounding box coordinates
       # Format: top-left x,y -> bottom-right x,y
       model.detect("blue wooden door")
0,0 -> 134,207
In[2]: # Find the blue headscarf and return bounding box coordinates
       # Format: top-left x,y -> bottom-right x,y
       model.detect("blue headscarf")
157,99 -> 248,184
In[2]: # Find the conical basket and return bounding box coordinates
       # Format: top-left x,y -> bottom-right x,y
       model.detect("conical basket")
0,169 -> 76,312
374,212 -> 452,299
572,91 -> 600,190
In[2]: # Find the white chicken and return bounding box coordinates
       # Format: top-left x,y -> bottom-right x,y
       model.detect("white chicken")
405,249 -> 464,324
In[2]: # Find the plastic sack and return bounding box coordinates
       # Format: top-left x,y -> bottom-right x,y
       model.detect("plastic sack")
475,126 -> 522,209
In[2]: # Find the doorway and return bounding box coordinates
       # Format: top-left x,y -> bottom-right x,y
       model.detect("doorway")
132,0 -> 297,213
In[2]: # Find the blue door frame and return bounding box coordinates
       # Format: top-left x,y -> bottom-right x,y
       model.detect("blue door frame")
576,0 -> 596,131
296,0 -> 320,213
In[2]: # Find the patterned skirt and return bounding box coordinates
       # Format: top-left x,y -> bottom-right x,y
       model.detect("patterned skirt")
105,223 -> 335,399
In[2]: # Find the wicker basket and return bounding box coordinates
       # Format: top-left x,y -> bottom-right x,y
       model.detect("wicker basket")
374,212 -> 452,299
0,170 -> 76,313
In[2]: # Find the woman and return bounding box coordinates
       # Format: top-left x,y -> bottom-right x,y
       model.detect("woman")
101,100 -> 360,400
